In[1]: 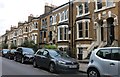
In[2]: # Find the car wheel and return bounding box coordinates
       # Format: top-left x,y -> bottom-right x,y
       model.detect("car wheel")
49,63 -> 56,73
88,69 -> 100,77
33,60 -> 38,68
21,57 -> 25,64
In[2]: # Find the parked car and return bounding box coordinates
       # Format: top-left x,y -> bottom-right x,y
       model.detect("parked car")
33,49 -> 79,73
14,47 -> 35,63
87,47 -> 120,77
2,49 -> 10,58
7,49 -> 17,59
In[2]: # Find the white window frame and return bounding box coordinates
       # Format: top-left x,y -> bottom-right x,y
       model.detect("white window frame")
31,22 -> 38,31
85,21 -> 89,38
64,9 -> 68,20
50,16 -> 53,25
94,0 -> 115,12
77,21 -> 83,39
76,2 -> 90,17
59,10 -> 68,23
76,19 -> 90,40
52,14 -> 57,25
58,25 -> 68,41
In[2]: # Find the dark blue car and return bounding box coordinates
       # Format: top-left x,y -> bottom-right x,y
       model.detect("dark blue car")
33,49 -> 79,73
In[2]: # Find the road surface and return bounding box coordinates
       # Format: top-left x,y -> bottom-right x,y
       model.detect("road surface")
1,57 -> 87,77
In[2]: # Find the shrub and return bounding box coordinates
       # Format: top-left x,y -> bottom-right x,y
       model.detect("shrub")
44,45 -> 57,49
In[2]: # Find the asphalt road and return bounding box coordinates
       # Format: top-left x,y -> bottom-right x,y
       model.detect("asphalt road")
1,57 -> 87,77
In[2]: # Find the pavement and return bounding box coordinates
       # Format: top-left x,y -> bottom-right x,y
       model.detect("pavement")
78,60 -> 89,73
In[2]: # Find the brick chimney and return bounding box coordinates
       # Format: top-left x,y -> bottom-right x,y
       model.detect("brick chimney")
18,22 -> 24,27
44,3 -> 57,13
28,14 -> 34,22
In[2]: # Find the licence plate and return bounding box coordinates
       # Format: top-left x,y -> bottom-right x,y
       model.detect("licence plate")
69,65 -> 77,68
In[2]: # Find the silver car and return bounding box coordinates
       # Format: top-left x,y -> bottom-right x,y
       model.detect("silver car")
87,47 -> 120,77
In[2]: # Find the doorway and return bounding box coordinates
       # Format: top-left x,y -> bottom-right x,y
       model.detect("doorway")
107,18 -> 115,45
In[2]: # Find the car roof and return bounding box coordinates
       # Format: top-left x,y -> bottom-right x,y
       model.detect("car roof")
17,47 -> 32,49
93,47 -> 120,53
96,47 -> 120,50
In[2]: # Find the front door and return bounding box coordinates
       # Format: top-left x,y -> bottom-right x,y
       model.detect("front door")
107,18 -> 115,45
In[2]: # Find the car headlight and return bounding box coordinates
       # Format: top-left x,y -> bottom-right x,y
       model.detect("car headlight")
58,61 -> 66,64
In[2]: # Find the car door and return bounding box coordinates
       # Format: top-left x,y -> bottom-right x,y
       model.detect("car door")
109,48 -> 120,76
41,50 -> 50,68
16,48 -> 23,61
35,49 -> 44,67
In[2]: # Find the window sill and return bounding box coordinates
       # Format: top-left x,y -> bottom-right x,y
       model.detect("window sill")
57,40 -> 69,42
76,38 -> 93,40
76,12 -> 90,18
52,22 -> 57,25
59,19 -> 68,23
31,29 -> 38,31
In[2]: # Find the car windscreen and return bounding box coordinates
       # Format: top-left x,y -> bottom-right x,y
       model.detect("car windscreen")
49,50 -> 70,58
23,48 -> 34,54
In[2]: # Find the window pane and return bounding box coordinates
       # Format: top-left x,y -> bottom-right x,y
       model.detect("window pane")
50,16 -> 53,25
49,31 -> 52,41
97,49 -> 111,59
44,31 -> 46,38
111,49 -> 120,61
78,48 -> 83,54
85,2 -> 89,13
85,22 -> 89,37
64,27 -> 67,40
64,10 -> 68,20
61,12 -> 64,21
79,4 -> 83,15
78,22 -> 83,38
60,28 -> 62,40
43,51 -> 48,56
97,0 -> 102,9
107,0 -> 113,7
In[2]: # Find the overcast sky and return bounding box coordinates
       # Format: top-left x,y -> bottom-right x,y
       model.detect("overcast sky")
0,0 -> 69,36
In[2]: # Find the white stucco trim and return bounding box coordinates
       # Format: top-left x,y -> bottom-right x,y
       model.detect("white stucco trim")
76,44 -> 90,48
